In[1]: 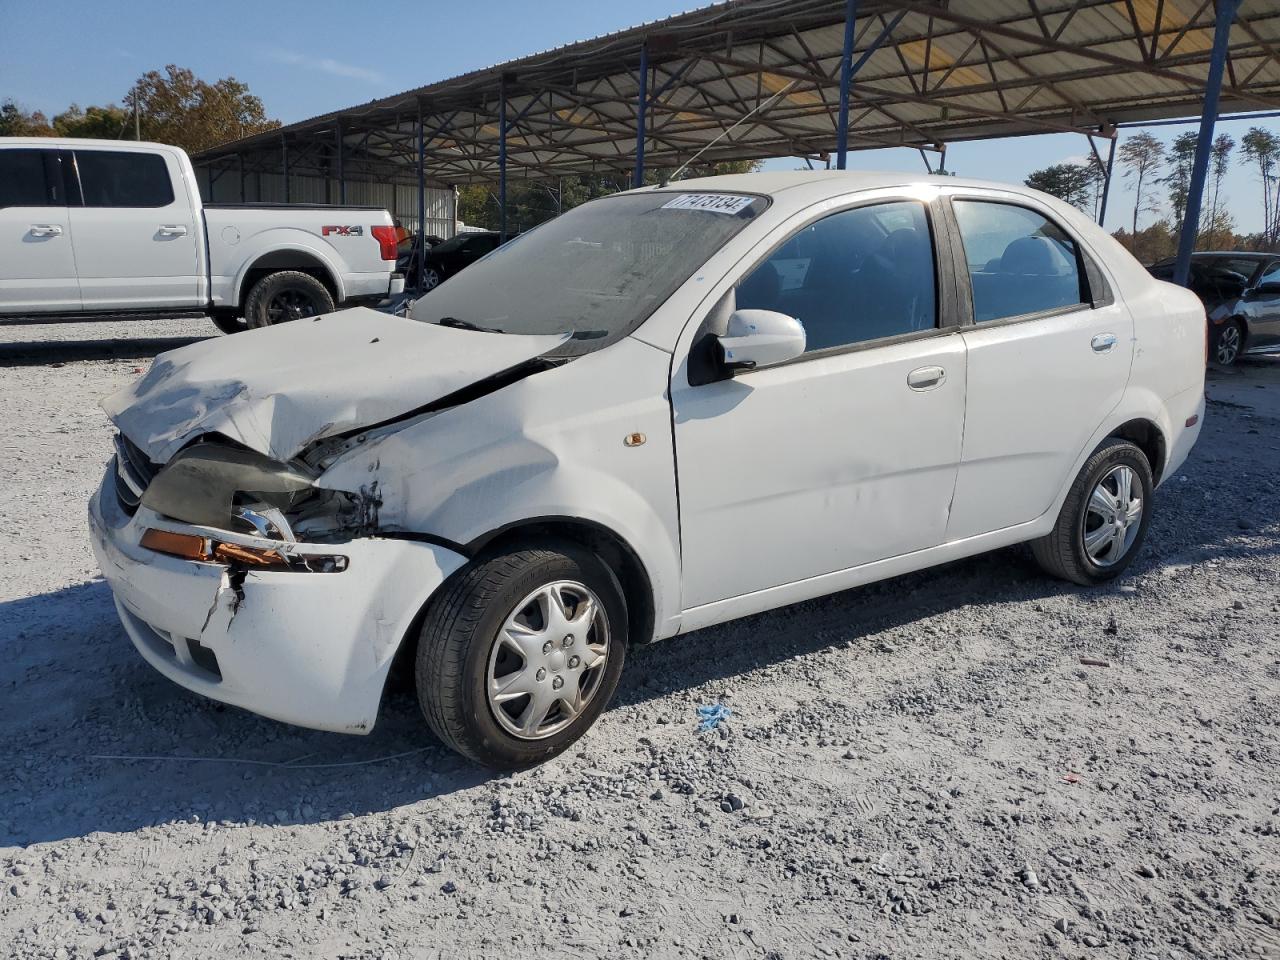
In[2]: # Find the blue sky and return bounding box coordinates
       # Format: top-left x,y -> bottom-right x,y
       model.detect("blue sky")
3,0 -> 1274,233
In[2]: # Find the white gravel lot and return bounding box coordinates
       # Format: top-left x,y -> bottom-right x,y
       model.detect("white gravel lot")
1,317 -> 1278,960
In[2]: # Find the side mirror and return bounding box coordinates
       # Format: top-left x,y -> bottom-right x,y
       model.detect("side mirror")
1251,281 -> 1280,299
715,309 -> 806,373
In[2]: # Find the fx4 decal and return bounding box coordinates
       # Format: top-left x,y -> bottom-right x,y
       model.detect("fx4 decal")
322,225 -> 365,237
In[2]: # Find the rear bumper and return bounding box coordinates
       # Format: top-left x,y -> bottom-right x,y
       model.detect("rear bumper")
88,466 -> 467,733
1161,385 -> 1205,485
345,270 -> 404,305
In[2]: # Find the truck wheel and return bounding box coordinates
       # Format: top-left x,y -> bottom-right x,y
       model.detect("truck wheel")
244,271 -> 334,329
415,543 -> 627,770
1031,438 -> 1153,586
210,310 -> 246,335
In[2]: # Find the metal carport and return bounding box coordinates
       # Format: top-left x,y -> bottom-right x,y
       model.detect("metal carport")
194,0 -> 1280,287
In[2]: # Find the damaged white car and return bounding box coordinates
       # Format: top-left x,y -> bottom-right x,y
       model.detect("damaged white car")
90,172 -> 1206,769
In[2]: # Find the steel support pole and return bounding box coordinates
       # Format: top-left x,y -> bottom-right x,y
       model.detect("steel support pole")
336,121 -> 346,204
499,75 -> 509,242
238,154 -> 245,203
1097,133 -> 1117,226
1173,0 -> 1241,287
281,136 -> 290,204
634,42 -> 649,188
417,102 -> 427,292
835,0 -> 859,169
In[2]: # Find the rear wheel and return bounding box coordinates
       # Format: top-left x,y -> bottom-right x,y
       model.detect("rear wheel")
420,266 -> 442,292
415,543 -> 627,769
1212,320 -> 1244,366
244,271 -> 334,329
1031,438 -> 1153,586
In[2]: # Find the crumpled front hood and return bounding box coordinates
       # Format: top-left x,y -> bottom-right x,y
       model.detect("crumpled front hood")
104,307 -> 566,463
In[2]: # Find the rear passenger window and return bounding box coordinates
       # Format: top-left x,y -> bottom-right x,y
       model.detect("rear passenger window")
953,200 -> 1087,323
736,200 -> 936,353
75,150 -> 175,207
0,150 -> 52,207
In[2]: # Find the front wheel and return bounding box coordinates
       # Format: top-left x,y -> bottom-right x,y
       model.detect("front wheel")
244,271 -> 334,329
415,543 -> 627,769
1031,438 -> 1154,586
420,266 -> 442,292
1212,320 -> 1244,366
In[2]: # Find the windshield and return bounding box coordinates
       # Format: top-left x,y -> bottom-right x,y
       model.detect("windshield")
410,191 -> 768,353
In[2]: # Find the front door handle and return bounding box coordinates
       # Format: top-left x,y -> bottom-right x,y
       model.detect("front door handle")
1091,333 -> 1118,353
907,365 -> 946,391
29,224 -> 63,237
158,224 -> 188,237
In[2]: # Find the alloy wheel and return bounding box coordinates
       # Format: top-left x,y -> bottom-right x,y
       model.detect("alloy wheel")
422,268 -> 441,291
1216,324 -> 1241,365
265,288 -> 321,324
485,581 -> 610,740
1082,464 -> 1143,567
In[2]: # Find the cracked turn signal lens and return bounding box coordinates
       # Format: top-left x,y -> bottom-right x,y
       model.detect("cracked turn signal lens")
140,528 -> 210,561
140,528 -> 347,572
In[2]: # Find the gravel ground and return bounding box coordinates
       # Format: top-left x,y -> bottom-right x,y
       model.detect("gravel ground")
2,317 -> 1278,960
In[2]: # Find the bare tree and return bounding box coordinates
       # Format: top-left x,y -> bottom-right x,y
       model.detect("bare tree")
1240,127 -> 1280,248
1206,133 -> 1234,250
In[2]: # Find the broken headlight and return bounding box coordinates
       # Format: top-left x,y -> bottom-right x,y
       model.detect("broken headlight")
139,442 -> 325,541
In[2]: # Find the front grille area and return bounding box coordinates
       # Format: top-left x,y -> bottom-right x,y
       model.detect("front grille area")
113,433 -> 160,515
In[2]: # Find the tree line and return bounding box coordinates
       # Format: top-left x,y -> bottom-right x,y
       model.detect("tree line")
1024,126 -> 1280,263
1,65 -> 278,156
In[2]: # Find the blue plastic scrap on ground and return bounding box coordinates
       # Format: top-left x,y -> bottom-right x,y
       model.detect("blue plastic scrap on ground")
696,703 -> 732,732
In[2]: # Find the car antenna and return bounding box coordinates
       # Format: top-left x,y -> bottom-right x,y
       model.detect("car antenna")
664,79 -> 799,185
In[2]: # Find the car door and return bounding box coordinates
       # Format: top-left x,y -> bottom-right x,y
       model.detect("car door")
68,147 -> 202,310
0,147 -> 80,313
670,196 -> 968,610
1244,260 -> 1280,349
943,193 -> 1134,541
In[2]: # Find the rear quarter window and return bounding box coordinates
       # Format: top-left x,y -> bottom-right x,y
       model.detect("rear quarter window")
75,150 -> 175,207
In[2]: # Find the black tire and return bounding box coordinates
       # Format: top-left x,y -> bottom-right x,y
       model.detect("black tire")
209,310 -> 246,335
415,543 -> 628,769
420,265 -> 442,292
1211,319 -> 1245,366
1031,438 -> 1154,586
243,271 -> 334,329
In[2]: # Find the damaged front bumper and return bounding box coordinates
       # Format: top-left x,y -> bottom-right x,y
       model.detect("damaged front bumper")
88,465 -> 467,734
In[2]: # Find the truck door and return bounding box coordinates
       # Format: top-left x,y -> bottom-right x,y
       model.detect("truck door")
68,147 -> 202,311
0,147 -> 80,313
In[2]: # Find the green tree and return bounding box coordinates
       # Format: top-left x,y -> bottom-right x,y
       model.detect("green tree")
1025,163 -> 1093,209
127,65 -> 278,154
0,100 -> 54,137
1118,132 -> 1165,245
1160,131 -> 1198,234
51,103 -> 132,139
1205,133 -> 1234,249
1240,126 -> 1280,248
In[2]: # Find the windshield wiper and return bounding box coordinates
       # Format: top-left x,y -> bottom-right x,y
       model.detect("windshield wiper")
569,329 -> 608,340
435,316 -> 504,334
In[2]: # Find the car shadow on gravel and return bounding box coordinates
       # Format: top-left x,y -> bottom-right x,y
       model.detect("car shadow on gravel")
0,580 -> 492,848
0,335 -> 208,367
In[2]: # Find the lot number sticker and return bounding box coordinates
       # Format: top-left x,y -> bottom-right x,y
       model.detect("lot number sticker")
661,193 -> 755,215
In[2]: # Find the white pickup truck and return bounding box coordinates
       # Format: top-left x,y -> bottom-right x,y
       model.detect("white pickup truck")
0,138 -> 404,333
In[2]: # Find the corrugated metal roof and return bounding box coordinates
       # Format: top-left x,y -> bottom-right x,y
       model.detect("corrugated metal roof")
196,0 -> 1280,185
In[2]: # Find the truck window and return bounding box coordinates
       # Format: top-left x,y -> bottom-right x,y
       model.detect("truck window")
75,150 -> 175,208
0,149 -> 53,207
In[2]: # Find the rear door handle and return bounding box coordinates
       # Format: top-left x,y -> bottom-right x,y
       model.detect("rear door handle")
29,224 -> 62,237
907,365 -> 946,391
158,224 -> 188,237
1091,333 -> 1118,353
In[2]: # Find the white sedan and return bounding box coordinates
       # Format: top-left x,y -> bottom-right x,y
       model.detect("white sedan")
89,171 -> 1206,768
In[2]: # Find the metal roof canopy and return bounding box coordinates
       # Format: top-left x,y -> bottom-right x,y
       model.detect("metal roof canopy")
195,0 -> 1280,188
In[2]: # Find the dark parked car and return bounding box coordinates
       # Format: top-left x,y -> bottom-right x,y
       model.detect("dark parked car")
401,231 -> 502,291
1149,252 -> 1280,365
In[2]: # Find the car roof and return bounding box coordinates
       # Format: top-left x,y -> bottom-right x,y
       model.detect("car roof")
0,136 -> 179,151
631,168 -> 1039,200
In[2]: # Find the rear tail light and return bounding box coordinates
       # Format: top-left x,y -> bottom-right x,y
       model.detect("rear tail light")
371,225 -> 398,261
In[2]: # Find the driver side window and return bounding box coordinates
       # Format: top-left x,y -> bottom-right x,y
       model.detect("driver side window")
735,200 -> 937,353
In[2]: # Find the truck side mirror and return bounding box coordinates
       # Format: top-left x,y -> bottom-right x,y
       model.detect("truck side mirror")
715,309 -> 806,374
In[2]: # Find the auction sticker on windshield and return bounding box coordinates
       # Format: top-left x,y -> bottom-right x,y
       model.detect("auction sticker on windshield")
661,194 -> 756,215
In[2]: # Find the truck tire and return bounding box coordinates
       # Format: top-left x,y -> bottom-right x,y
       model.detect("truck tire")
210,310 -> 246,335
415,543 -> 628,769
244,271 -> 334,329
1031,438 -> 1153,586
